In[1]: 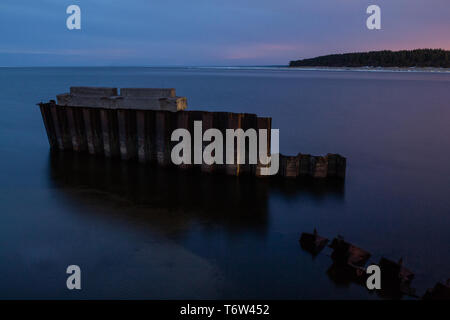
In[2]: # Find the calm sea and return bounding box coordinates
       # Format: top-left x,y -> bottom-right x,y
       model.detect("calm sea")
0,67 -> 449,299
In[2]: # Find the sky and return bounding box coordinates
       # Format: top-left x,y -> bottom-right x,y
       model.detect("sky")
0,0 -> 449,66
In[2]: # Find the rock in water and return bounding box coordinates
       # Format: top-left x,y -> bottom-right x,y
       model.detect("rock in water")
299,229 -> 329,256
328,236 -> 371,267
423,279 -> 450,300
378,257 -> 416,297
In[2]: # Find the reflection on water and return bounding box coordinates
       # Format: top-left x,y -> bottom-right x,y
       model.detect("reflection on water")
48,151 -> 344,236
40,150 -> 353,299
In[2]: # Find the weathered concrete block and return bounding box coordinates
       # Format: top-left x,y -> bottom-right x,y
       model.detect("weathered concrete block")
120,97 -> 165,110
57,94 -> 186,112
159,97 -> 187,111
120,88 -> 176,98
70,87 -> 118,96
285,156 -> 300,177
57,94 -> 120,108
326,153 -> 346,178
298,154 -> 312,176
312,156 -> 328,178
279,154 -> 299,178
57,87 -> 187,112
56,94 -> 70,106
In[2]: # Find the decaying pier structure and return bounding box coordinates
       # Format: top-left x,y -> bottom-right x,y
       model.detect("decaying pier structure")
38,87 -> 346,179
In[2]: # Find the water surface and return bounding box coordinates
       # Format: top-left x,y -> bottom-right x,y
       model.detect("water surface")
0,67 -> 449,299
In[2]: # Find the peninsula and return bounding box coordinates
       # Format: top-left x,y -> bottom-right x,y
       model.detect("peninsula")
289,49 -> 450,68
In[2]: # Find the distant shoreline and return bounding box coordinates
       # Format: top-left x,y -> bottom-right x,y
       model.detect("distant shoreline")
289,49 -> 450,69
1,65 -> 450,73
194,65 -> 450,73
286,66 -> 450,73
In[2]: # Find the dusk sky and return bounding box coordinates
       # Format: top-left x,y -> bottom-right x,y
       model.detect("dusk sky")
1,0 -> 449,66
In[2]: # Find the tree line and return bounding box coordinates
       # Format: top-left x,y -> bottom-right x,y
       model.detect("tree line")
289,49 -> 450,68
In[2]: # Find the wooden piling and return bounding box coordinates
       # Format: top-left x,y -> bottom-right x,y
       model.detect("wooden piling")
136,110 -> 147,162
38,103 -> 57,149
201,112 -> 214,173
175,111 -> 192,170
37,88 -> 346,180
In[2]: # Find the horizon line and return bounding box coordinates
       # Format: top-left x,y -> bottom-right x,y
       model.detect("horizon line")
0,65 -> 289,68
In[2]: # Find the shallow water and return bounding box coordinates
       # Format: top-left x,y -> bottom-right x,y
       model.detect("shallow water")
0,67 -> 449,299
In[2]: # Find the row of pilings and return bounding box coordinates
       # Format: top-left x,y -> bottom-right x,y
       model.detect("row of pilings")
38,101 -> 346,178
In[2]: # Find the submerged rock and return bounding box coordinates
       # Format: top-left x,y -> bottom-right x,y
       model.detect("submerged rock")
327,261 -> 367,286
326,236 -> 370,285
423,279 -> 450,300
329,236 -> 371,267
378,257 -> 416,298
299,229 -> 329,256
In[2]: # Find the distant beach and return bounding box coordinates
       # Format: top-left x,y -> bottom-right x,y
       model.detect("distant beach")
184,66 -> 450,73
287,66 -> 450,73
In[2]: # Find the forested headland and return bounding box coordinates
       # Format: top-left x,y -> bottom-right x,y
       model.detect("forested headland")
289,49 -> 450,68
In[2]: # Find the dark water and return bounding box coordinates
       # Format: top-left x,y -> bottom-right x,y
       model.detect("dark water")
0,67 -> 449,299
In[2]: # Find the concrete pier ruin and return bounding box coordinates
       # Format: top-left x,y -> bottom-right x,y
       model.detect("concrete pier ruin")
38,87 -> 346,179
